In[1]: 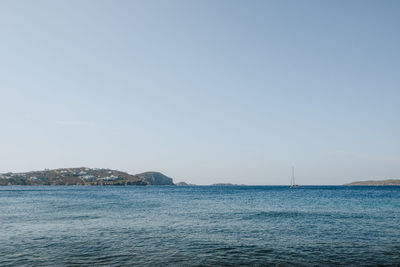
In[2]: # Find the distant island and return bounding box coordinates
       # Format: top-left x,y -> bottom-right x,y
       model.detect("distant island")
175,182 -> 196,186
211,183 -> 243,186
345,179 -> 400,186
0,167 -> 174,186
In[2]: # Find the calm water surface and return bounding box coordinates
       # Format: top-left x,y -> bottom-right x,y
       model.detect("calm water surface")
1,186 -> 400,266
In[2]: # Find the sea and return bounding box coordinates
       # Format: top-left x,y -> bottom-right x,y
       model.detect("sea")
1,186 -> 400,266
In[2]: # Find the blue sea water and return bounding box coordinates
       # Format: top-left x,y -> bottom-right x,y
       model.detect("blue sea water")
1,186 -> 400,266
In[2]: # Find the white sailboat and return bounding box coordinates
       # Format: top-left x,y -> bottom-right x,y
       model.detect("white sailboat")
290,166 -> 299,188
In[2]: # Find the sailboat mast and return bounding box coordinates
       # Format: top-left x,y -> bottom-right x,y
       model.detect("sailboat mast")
290,166 -> 299,188
291,166 -> 295,186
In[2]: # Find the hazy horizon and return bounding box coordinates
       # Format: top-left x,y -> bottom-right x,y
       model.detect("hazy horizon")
1,0 -> 400,185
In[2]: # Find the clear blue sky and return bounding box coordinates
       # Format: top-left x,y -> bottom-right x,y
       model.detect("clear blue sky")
1,0 -> 399,185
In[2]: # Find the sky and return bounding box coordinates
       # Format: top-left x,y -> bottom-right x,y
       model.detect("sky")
1,0 -> 400,185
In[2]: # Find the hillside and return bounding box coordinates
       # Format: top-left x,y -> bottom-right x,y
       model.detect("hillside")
345,179 -> 400,186
0,168 -> 174,186
131,171 -> 174,185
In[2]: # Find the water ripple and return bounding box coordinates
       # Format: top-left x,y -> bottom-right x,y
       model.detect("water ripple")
0,186 -> 399,266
